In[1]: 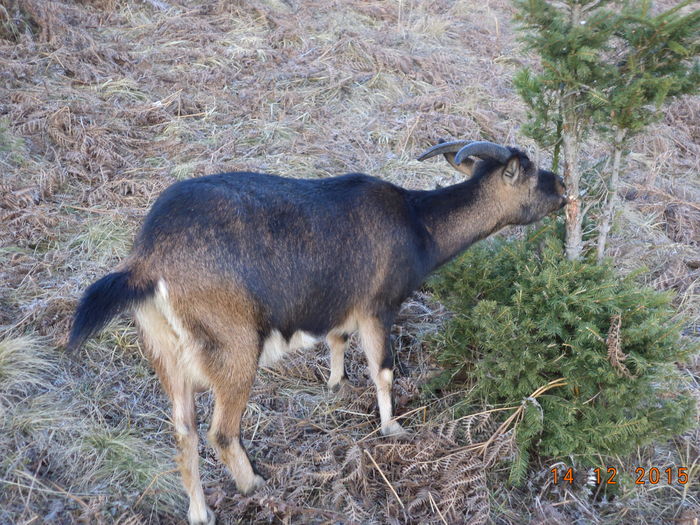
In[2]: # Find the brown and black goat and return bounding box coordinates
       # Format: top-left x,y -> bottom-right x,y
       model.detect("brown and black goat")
68,140 -> 568,524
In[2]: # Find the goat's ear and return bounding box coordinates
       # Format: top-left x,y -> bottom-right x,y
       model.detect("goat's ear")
444,152 -> 476,176
502,157 -> 521,185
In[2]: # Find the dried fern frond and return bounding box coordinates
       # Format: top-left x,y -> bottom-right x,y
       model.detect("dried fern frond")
606,314 -> 634,379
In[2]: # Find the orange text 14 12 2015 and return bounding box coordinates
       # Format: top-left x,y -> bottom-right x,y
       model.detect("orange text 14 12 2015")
551,466 -> 689,486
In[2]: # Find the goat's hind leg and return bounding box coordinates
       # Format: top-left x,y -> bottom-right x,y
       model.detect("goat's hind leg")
136,305 -> 213,525
205,332 -> 265,495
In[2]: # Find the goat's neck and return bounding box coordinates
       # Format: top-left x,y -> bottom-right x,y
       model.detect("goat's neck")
413,178 -> 506,270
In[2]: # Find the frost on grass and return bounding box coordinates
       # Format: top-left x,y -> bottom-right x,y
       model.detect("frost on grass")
218,335 -> 512,525
0,334 -> 184,523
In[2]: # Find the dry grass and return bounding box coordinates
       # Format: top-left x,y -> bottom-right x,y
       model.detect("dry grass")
1,0 -> 698,523
218,319 -> 512,524
607,94 -> 700,336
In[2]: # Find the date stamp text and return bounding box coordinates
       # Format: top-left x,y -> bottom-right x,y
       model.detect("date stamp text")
551,466 -> 690,485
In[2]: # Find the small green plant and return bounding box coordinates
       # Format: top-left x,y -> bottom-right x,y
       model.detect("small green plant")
428,224 -> 696,483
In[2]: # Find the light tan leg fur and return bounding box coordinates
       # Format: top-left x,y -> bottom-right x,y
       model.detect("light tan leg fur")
136,303 -> 213,525
326,332 -> 348,390
206,330 -> 265,495
358,317 -> 406,436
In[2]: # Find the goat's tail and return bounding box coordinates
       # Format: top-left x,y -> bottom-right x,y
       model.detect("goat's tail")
67,269 -> 156,352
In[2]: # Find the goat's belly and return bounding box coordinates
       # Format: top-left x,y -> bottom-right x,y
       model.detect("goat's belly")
259,329 -> 321,367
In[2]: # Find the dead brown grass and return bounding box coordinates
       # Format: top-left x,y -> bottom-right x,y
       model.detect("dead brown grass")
1,0 -> 698,523
224,332 -> 511,524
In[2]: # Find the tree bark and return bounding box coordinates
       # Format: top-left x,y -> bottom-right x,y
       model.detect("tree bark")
561,4 -> 584,261
596,129 -> 627,264
562,104 -> 583,261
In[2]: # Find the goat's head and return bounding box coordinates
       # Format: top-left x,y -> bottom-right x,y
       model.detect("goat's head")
418,140 -> 568,225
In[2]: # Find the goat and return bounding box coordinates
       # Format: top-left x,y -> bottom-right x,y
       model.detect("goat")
68,140 -> 567,525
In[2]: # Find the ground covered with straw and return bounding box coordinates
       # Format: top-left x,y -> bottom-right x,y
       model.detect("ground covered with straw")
1,0 -> 698,523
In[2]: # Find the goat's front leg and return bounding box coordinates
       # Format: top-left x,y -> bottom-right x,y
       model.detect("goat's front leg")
326,332 -> 349,391
358,316 -> 406,436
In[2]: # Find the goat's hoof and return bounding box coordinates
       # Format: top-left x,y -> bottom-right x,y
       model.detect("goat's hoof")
327,376 -> 350,393
381,421 -> 410,438
189,506 -> 215,525
238,474 -> 266,495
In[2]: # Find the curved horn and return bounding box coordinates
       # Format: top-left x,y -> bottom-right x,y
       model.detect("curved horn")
453,141 -> 512,165
416,139 -> 472,162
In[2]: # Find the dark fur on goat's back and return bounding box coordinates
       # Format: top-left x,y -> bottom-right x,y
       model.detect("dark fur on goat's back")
134,172 -> 434,341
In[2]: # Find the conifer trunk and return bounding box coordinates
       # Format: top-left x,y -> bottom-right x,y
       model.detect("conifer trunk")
562,104 -> 583,261
596,129 -> 627,263
561,4 -> 584,261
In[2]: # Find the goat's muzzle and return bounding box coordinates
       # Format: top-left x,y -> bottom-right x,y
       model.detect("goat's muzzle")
557,175 -> 569,208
